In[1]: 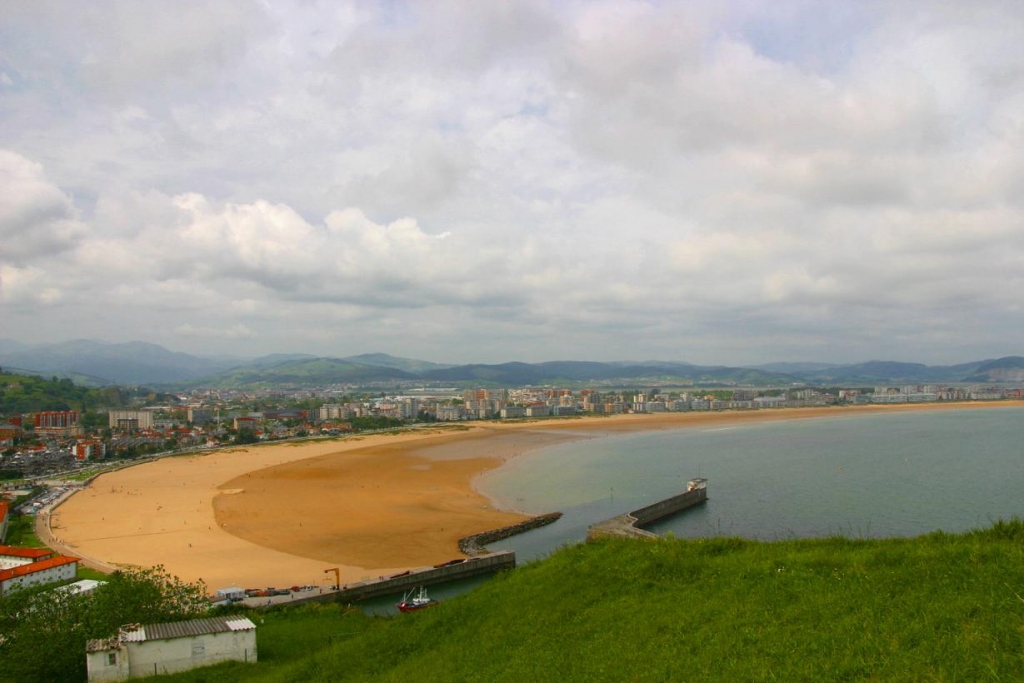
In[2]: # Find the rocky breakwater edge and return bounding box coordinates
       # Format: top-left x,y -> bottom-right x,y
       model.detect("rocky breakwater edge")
459,512 -> 563,556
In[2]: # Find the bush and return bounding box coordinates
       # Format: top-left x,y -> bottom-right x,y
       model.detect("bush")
0,566 -> 207,683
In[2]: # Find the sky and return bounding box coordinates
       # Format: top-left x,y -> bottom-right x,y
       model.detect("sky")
1,1 -> 1023,366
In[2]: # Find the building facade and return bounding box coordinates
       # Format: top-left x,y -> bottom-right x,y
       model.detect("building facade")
74,440 -> 107,461
34,410 -> 82,437
0,549 -> 78,595
108,410 -> 155,431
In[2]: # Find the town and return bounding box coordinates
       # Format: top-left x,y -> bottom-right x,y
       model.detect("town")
2,379 -> 1021,483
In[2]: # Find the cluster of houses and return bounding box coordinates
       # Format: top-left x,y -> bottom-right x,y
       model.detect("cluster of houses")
410,384 -> 1022,421
154,382 -> 1003,431
2,383 -> 1021,470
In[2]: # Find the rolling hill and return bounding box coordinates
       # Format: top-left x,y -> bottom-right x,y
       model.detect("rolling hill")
2,339 -> 1021,389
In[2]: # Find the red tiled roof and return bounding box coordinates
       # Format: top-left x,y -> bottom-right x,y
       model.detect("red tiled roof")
0,555 -> 77,582
0,501 -> 8,521
0,545 -> 53,560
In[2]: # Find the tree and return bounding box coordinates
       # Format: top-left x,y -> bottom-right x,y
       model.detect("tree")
88,565 -> 208,628
234,428 -> 259,445
0,566 -> 207,683
0,578 -> 92,682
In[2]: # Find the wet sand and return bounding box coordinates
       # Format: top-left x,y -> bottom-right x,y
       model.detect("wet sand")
52,402 -> 1022,590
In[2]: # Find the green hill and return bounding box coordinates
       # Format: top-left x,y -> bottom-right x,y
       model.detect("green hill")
189,358 -> 419,388
161,521 -> 1024,682
0,372 -> 125,416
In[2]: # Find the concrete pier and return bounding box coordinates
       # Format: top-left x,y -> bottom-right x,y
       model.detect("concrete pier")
587,478 -> 707,541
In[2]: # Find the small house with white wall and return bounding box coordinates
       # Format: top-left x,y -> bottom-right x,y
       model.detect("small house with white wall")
86,616 -> 257,681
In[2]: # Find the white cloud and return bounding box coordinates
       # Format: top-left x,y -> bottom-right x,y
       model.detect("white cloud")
174,323 -> 257,340
1,1 -> 1023,364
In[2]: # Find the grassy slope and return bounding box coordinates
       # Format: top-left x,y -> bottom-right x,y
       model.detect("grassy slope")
3,515 -> 46,548
157,523 -> 1024,682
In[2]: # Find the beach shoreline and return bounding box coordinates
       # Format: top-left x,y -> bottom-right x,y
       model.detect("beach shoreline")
50,401 -> 1024,590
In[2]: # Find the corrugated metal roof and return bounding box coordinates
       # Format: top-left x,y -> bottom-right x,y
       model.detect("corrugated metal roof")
134,616 -> 256,642
225,618 -> 256,631
120,625 -> 146,643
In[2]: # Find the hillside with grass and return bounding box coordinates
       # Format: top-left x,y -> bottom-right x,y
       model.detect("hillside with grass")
158,522 -> 1024,682
0,373 -> 124,415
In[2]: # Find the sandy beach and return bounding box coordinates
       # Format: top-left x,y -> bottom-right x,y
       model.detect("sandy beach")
50,402 -> 1023,590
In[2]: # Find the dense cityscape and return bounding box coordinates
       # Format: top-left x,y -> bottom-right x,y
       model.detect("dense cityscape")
2,375 -> 1021,482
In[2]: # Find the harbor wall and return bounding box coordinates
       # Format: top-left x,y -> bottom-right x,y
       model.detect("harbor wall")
293,551 -> 516,605
630,486 -> 707,526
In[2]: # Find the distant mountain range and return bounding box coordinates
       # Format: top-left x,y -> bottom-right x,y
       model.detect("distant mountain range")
756,357 -> 1024,385
0,340 -> 242,386
0,339 -> 1021,389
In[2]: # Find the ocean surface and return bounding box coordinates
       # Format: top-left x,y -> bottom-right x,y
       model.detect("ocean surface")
477,406 -> 1024,562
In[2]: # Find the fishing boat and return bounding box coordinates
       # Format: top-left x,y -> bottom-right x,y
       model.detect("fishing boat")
397,586 -> 437,613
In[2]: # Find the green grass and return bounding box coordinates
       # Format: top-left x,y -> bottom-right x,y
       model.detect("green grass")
3,514 -> 46,547
60,468 -> 113,482
76,567 -> 111,582
147,603 -> 372,682
153,522 -> 1024,682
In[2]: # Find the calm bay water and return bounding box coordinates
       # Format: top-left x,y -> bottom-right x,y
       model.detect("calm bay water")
477,407 -> 1024,562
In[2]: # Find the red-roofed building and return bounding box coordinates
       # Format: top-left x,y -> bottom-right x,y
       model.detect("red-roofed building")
0,553 -> 78,595
0,501 -> 8,543
0,544 -> 54,568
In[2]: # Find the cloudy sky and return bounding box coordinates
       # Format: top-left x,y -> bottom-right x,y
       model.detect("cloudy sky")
2,1 -> 1022,365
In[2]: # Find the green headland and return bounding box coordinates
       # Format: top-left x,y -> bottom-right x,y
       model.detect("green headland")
155,521 -> 1024,682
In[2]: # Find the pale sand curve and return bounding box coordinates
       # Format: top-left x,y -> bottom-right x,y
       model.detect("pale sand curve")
52,402 -> 1023,590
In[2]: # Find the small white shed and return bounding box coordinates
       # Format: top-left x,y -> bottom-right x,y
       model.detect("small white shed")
86,616 -> 257,681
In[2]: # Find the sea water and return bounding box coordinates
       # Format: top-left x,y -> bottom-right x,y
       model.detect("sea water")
477,407 -> 1024,562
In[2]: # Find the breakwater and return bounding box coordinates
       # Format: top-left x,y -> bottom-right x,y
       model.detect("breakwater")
587,478 -> 707,541
459,512 -> 563,555
460,511 -> 565,557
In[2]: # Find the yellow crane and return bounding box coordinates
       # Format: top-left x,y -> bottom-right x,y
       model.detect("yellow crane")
323,567 -> 340,590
